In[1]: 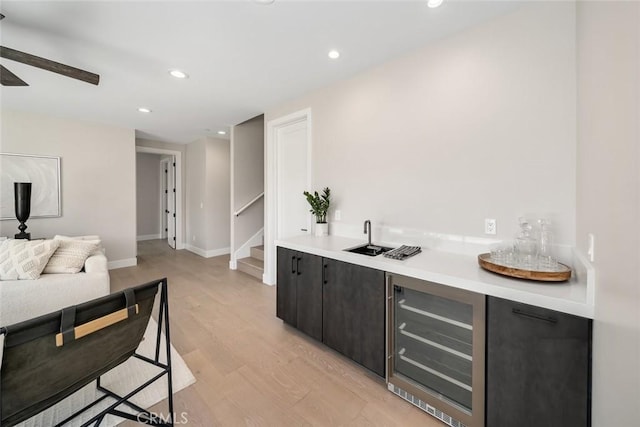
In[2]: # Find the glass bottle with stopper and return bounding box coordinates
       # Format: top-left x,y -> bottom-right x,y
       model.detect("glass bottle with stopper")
514,218 -> 537,268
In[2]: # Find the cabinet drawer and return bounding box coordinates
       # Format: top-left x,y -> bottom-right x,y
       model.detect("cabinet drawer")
488,298 -> 590,341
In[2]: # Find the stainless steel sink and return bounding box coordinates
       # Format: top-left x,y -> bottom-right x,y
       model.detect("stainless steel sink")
345,244 -> 394,257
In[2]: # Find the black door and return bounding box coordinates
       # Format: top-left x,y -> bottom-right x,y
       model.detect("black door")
323,258 -> 385,377
296,252 -> 323,341
486,296 -> 592,427
276,247 -> 297,326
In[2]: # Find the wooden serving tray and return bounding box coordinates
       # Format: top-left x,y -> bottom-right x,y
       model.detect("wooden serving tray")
478,253 -> 571,282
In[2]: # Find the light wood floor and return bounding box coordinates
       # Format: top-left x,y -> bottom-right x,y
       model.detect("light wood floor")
110,240 -> 443,426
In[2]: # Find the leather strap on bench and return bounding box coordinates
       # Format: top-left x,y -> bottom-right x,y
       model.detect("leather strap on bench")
60,306 -> 77,346
55,291 -> 139,347
124,288 -> 137,318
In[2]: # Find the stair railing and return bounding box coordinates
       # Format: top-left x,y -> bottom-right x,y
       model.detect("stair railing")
234,192 -> 264,217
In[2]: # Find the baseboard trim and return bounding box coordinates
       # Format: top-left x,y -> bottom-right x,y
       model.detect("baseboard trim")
186,245 -> 230,259
263,272 -> 275,286
137,234 -> 162,241
108,258 -> 137,270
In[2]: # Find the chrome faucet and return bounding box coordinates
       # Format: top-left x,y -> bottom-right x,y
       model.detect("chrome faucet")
364,220 -> 372,246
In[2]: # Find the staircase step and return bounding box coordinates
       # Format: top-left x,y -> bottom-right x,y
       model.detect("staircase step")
237,256 -> 264,280
250,245 -> 264,261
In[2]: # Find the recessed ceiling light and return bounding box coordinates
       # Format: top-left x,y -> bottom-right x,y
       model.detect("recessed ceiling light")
138,107 -> 152,113
217,130 -> 227,135
254,0 -> 275,4
169,69 -> 188,79
328,50 -> 340,60
427,0 -> 444,8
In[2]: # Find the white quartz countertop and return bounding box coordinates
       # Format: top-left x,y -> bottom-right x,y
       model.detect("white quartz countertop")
276,235 -> 594,319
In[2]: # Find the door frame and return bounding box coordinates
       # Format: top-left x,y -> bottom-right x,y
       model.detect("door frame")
264,108 -> 312,285
136,146 -> 184,250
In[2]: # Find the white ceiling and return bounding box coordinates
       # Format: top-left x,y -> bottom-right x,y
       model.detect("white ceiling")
0,1 -> 520,144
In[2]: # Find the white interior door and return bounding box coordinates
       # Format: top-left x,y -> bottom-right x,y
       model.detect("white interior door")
166,157 -> 176,249
265,108 -> 312,285
276,120 -> 310,239
160,159 -> 168,239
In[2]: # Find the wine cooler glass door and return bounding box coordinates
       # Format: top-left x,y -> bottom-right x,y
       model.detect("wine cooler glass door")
387,274 -> 485,427
395,285 -> 473,409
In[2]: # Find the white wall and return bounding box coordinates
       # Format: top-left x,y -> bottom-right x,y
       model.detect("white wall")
186,139 -> 207,251
0,109 -> 136,266
231,115 -> 264,262
186,136 -> 230,256
136,152 -> 161,238
576,2 -> 640,425
206,137 -> 231,251
266,3 -> 577,245
234,115 -> 264,212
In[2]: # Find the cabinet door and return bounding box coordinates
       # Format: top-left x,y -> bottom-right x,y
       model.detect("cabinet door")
486,297 -> 591,427
323,258 -> 385,377
322,258 -> 356,361
296,252 -> 323,341
276,247 -> 297,326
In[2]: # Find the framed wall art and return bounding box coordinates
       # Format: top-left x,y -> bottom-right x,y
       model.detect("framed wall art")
0,153 -> 61,220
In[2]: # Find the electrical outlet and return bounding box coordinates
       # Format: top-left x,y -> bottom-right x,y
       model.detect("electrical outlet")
192,235 -> 196,242
485,218 -> 497,235
334,210 -> 341,221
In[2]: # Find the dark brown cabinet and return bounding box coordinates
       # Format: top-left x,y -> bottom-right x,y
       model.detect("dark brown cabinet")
276,247 -> 386,377
486,296 -> 592,427
276,247 -> 323,341
322,258 -> 385,377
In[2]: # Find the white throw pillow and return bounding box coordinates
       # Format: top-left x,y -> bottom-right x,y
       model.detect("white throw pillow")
0,239 -> 60,280
53,235 -> 103,256
54,235 -> 100,242
43,239 -> 100,274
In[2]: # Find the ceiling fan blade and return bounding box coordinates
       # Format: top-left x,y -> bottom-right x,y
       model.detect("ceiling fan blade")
1,64 -> 28,86
0,46 -> 99,85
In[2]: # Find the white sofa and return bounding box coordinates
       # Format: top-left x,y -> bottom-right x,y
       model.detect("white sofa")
0,251 -> 110,327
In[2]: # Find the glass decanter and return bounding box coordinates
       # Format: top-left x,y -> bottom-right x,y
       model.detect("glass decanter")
514,218 -> 537,269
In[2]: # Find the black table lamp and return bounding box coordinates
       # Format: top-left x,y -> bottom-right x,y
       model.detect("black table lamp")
14,182 -> 32,240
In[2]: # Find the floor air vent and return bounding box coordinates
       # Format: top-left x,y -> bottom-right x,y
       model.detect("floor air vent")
388,383 -> 467,427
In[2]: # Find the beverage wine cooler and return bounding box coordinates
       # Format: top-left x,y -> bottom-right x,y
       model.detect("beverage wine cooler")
386,273 -> 486,427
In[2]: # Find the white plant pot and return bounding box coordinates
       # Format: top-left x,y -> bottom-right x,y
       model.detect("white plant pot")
314,222 -> 329,237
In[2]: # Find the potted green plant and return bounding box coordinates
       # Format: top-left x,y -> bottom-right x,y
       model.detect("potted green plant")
303,187 -> 331,236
